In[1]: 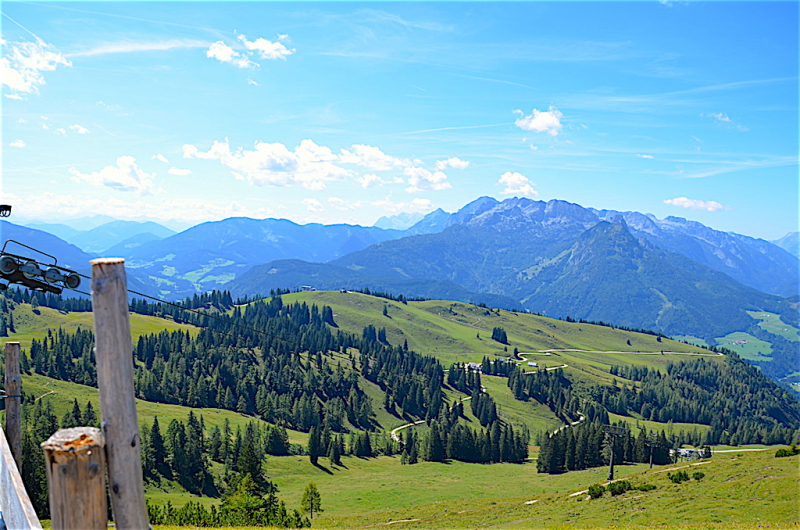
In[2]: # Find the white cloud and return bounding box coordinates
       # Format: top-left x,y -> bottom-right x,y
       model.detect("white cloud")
328,197 -> 361,211
206,41 -> 256,68
339,144 -> 410,171
168,167 -> 192,176
498,171 -> 538,196
514,106 -> 563,136
709,112 -> 731,123
435,157 -> 470,170
371,197 -> 433,213
247,78 -> 259,86
55,128 -> 66,135
68,124 -> 90,134
152,154 -> 169,163
404,167 -> 451,193
357,174 -> 383,188
237,34 -> 294,60
184,138 -> 352,189
663,197 -> 724,212
42,123 -> 50,130
9,140 -> 26,148
637,154 -> 654,159
1,37 -> 71,98
17,119 -> 26,123
302,198 -> 324,212
69,156 -> 158,196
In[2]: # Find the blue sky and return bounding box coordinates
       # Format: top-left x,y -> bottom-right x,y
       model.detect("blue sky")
2,1 -> 797,239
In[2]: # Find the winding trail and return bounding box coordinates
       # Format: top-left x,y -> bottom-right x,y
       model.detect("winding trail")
390,420 -> 426,442
533,349 -> 723,356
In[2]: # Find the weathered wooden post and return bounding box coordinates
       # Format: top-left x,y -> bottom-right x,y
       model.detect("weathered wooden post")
42,427 -> 107,529
90,258 -> 149,529
4,341 -> 22,472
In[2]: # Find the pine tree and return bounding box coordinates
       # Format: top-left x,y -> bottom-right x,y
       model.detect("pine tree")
301,482 -> 323,519
308,425 -> 322,466
82,401 -> 98,427
150,417 -> 168,477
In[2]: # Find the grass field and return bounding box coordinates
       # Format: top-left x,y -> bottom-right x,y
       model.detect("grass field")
607,412 -> 711,437
4,303 -> 198,352
280,292 -> 709,363
714,331 -> 773,361
146,447 -> 799,529
747,311 -> 800,342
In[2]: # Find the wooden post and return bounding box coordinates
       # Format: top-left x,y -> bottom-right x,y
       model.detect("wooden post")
4,341 -> 22,472
42,427 -> 107,530
90,258 -> 149,529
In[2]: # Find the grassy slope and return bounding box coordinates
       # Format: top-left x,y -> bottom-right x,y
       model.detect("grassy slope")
282,291 -> 711,361
148,448 -> 799,529
747,310 -> 800,342
5,303 -> 198,352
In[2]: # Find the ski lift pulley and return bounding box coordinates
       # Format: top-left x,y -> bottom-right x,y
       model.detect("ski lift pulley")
0,239 -> 81,294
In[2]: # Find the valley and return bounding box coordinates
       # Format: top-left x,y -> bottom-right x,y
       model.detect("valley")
3,287 -> 798,528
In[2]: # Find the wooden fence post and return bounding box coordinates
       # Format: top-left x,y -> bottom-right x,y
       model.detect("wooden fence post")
4,341 -> 22,472
42,427 -> 107,530
90,258 -> 149,529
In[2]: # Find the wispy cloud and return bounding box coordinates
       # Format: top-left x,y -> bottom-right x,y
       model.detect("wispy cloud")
702,112 -> 749,132
359,9 -> 455,32
401,123 -> 508,135
67,39 -> 208,57
68,124 -> 89,134
168,167 -> 192,176
9,140 -> 26,148
302,198 -> 324,212
636,154 -> 654,159
371,197 -> 433,213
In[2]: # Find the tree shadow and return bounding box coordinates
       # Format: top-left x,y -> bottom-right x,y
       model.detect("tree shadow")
312,462 -> 334,475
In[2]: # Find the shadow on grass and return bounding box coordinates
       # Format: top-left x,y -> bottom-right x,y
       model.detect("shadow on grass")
313,462 -> 334,475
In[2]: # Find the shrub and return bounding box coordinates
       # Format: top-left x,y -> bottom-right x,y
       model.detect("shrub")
588,484 -> 605,499
668,470 -> 690,484
692,471 -> 705,481
775,445 -> 800,458
608,480 -> 632,496
636,484 -> 656,492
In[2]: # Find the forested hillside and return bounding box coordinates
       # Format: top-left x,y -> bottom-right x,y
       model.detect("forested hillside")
3,288 -> 800,525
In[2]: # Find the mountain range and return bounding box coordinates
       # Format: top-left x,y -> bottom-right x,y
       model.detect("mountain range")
4,196 -> 798,343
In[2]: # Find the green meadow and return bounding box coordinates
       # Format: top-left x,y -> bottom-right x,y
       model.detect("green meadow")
747,310 -> 800,342
714,331 -> 773,361
4,302 -> 198,352
144,448 -> 799,529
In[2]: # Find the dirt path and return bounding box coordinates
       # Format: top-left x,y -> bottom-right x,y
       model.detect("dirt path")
535,348 -> 723,356
711,448 -> 770,453
567,461 -> 712,498
551,411 -> 586,435
390,420 -> 426,442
